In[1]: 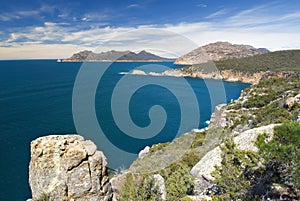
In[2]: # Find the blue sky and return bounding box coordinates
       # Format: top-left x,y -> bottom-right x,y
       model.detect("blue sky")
0,0 -> 300,59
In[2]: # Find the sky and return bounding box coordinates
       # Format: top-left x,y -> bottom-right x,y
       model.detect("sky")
0,0 -> 300,59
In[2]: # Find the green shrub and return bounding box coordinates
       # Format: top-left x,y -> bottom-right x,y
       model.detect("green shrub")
180,151 -> 201,169
191,131 -> 206,148
120,173 -> 162,201
36,193 -> 51,201
257,122 -> 300,189
165,165 -> 194,201
212,139 -> 259,200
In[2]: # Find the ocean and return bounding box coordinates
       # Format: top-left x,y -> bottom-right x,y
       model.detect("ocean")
0,60 -> 250,200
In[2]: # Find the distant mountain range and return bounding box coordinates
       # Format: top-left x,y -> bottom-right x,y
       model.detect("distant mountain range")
175,41 -> 270,65
64,50 -> 174,62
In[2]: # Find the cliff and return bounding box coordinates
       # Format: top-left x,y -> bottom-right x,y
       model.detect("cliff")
175,41 -> 269,65
64,50 -> 173,62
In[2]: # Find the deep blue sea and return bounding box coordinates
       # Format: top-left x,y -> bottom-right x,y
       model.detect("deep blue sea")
0,60 -> 250,201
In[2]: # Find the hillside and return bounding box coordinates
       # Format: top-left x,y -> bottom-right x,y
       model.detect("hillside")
121,77 -> 300,200
175,41 -> 269,65
160,50 -> 300,84
215,49 -> 300,72
64,50 -> 173,62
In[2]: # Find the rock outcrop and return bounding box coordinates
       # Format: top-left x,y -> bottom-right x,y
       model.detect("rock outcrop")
29,135 -> 112,201
190,124 -> 278,181
160,68 -> 298,84
175,41 -> 269,65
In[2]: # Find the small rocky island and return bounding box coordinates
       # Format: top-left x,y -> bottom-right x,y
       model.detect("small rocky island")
64,50 -> 174,62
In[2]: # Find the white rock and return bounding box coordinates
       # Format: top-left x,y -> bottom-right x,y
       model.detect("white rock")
138,146 -> 150,158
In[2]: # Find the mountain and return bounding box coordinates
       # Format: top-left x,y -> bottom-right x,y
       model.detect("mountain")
175,41 -> 270,65
64,50 -> 173,62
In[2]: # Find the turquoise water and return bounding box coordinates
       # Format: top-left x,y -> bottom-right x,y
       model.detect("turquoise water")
0,60 -> 250,200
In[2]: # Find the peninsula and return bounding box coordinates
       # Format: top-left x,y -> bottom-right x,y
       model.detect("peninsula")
64,50 -> 174,62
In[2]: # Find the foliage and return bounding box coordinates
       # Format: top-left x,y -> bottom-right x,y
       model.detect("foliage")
215,50 -> 300,72
211,139 -> 259,200
226,78 -> 300,130
191,131 -> 207,148
212,123 -> 300,200
164,165 -> 194,201
120,173 -> 163,201
179,196 -> 194,201
180,151 -> 201,169
149,142 -> 170,153
257,122 -> 300,189
36,193 -> 51,201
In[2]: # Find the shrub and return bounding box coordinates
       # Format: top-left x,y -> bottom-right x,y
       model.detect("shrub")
165,165 -> 194,201
120,173 -> 163,201
212,139 -> 259,200
257,122 -> 300,189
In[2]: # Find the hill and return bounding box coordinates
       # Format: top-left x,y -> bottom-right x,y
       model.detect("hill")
215,49 -> 300,72
64,50 -> 173,62
175,41 -> 270,65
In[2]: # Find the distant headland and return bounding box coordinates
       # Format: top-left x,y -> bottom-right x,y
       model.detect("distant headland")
63,50 -> 175,62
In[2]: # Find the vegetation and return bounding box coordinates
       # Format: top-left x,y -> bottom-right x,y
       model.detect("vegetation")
215,50 -> 300,72
164,165 -> 194,201
36,193 -> 51,201
212,139 -> 259,200
120,76 -> 300,201
120,173 -> 162,201
227,78 -> 300,130
211,123 -> 300,200
257,122 -> 300,190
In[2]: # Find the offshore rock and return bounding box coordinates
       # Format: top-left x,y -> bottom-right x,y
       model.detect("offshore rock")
29,135 -> 112,201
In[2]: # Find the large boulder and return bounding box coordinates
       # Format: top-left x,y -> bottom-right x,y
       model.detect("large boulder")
29,135 -> 112,201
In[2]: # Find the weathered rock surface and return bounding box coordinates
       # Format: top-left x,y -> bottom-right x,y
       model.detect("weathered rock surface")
138,145 -> 150,159
152,174 -> 166,201
190,124 -> 278,180
284,93 -> 300,109
29,135 -> 112,201
175,41 -> 269,65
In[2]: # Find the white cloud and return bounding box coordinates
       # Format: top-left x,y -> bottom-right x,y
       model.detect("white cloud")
127,4 -> 140,9
1,3 -> 300,59
197,4 -> 207,8
205,9 -> 227,19
0,10 -> 40,21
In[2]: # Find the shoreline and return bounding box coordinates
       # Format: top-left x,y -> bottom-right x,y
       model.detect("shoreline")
120,68 -> 299,84
62,59 -> 176,62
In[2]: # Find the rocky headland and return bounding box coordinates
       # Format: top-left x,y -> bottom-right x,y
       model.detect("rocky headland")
64,50 -> 173,62
174,41 -> 269,65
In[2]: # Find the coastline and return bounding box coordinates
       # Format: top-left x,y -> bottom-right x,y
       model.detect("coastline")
121,68 -> 298,84
62,59 -> 175,62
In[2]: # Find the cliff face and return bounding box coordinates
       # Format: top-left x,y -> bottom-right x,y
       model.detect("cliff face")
29,135 -> 113,201
162,68 -> 294,84
175,41 -> 269,65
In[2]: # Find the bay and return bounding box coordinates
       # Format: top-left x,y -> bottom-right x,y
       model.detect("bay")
0,60 -> 250,200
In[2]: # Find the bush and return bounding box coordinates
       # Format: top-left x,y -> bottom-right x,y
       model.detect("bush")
165,165 -> 194,201
257,122 -> 300,189
212,139 -> 259,200
120,173 -> 163,201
